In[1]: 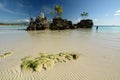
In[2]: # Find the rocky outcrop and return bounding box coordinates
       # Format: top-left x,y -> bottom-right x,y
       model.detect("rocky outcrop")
26,12 -> 94,31
77,19 -> 93,28
26,13 -> 50,31
50,18 -> 75,30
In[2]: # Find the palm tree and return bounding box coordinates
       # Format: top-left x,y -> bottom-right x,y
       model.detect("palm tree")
81,12 -> 88,19
50,5 -> 63,18
55,5 -> 63,18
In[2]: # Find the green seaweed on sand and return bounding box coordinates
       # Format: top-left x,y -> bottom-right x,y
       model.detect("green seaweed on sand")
0,52 -> 14,59
4,52 -> 14,57
39,53 -> 48,57
21,52 -> 80,72
0,55 -> 4,58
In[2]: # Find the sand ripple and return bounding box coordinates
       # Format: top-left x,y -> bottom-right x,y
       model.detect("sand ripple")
0,56 -> 120,80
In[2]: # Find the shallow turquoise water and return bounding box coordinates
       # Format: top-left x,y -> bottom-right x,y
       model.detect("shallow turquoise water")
92,25 -> 120,33
0,25 -> 27,30
0,25 -> 120,54
0,25 -> 120,33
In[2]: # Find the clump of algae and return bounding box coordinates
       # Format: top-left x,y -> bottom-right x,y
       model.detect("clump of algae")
21,52 -> 80,72
0,52 -> 14,59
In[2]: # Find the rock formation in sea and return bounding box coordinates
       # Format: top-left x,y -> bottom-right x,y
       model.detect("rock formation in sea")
77,12 -> 93,28
26,12 -> 50,30
26,17 -> 93,30
26,12 -> 94,30
76,19 -> 93,28
50,18 -> 75,30
26,6 -> 94,30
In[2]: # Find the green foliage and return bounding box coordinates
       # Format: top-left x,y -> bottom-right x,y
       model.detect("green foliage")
81,12 -> 88,19
21,52 -> 80,72
50,5 -> 63,18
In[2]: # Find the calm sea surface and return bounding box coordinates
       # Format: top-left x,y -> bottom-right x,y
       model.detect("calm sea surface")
0,25 -> 120,54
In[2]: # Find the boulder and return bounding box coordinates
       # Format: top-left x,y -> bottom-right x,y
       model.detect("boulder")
26,16 -> 50,31
77,19 -> 93,28
50,18 -> 74,30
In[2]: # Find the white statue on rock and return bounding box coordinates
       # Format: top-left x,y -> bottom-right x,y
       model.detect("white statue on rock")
40,12 -> 45,19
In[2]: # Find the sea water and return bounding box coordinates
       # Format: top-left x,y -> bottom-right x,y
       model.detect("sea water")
0,25 -> 120,54
0,25 -> 120,80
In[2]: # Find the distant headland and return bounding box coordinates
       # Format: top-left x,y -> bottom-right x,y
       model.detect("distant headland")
0,22 -> 28,26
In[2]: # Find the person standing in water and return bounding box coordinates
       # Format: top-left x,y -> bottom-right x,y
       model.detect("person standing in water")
96,26 -> 98,31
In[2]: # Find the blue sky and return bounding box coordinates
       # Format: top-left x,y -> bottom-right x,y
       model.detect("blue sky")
0,0 -> 120,25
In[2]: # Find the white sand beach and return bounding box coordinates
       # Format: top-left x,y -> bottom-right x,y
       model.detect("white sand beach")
0,29 -> 120,80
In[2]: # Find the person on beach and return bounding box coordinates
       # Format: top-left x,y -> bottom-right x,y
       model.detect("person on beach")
96,26 -> 98,30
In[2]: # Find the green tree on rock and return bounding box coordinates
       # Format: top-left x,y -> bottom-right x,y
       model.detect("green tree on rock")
51,5 -> 63,18
81,12 -> 88,19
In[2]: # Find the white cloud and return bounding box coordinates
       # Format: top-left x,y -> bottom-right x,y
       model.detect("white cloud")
114,10 -> 120,16
24,19 -> 30,22
70,18 -> 81,24
0,2 -> 27,16
116,10 -> 120,13
17,19 -> 30,23
93,19 -> 98,21
114,13 -> 120,16
77,18 -> 81,22
0,2 -> 15,14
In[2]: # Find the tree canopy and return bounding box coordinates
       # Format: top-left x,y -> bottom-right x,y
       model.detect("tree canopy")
81,12 -> 88,19
51,5 -> 63,18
